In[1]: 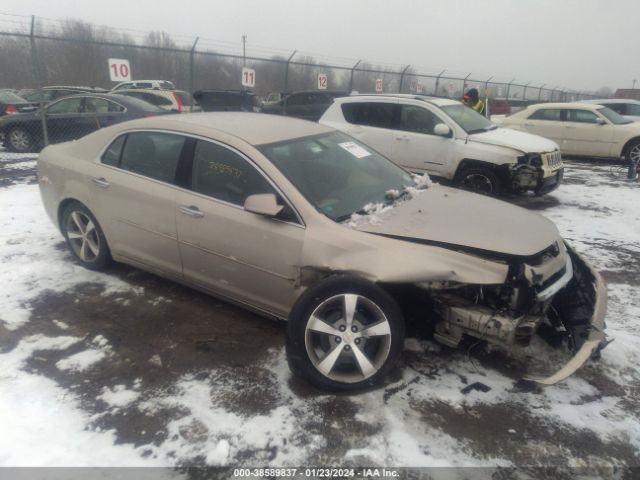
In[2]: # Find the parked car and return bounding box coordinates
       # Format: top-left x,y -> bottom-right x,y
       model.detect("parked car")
0,90 -> 38,116
261,92 -> 282,107
0,93 -> 166,153
193,89 -> 261,112
111,80 -> 176,92
115,89 -> 201,113
497,102 -> 640,162
320,94 -> 563,196
488,98 -> 512,115
581,98 -> 640,122
37,112 -> 607,391
262,91 -> 350,121
20,86 -> 108,105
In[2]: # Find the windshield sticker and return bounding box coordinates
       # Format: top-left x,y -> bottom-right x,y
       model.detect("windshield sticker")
338,142 -> 371,158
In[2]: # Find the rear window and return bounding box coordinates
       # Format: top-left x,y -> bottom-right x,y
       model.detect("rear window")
0,91 -> 27,104
113,95 -> 164,113
158,81 -> 175,90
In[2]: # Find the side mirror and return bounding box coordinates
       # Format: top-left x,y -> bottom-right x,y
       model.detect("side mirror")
595,117 -> 606,125
433,123 -> 452,137
244,193 -> 283,217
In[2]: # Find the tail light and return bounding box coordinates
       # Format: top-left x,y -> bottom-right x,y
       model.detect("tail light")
4,105 -> 17,114
143,113 -> 157,118
172,92 -> 184,113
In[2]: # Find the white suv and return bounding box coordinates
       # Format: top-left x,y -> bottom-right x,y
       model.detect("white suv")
320,95 -> 564,196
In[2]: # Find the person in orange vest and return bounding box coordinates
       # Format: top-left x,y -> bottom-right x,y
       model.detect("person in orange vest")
463,88 -> 486,116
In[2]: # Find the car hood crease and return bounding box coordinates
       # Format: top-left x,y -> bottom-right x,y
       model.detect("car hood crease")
352,186 -> 560,257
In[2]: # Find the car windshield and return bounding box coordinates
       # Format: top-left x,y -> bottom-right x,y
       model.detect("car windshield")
259,131 -> 416,222
440,104 -> 497,134
0,91 -> 27,103
598,106 -> 633,125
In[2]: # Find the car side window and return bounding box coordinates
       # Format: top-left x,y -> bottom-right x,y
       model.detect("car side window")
120,132 -> 186,184
191,140 -> 277,207
47,98 -> 84,114
341,102 -> 399,129
84,98 -> 124,113
399,105 -> 441,134
528,108 -> 562,121
626,104 -> 640,116
101,135 -> 126,167
567,109 -> 599,123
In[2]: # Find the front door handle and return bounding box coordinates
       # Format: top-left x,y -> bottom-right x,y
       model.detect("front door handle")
91,177 -> 110,188
395,135 -> 410,141
179,205 -> 204,218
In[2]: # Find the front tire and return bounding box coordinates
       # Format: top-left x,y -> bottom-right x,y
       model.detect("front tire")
624,139 -> 640,166
454,166 -> 502,196
61,202 -> 111,270
286,275 -> 405,391
7,127 -> 34,153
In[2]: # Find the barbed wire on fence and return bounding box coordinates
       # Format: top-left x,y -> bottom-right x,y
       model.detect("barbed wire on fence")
0,12 -> 599,102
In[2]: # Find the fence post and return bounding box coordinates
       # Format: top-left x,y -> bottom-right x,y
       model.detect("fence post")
434,69 -> 445,96
538,84 -> 546,101
398,65 -> 410,93
283,50 -> 296,94
505,78 -> 515,99
348,59 -> 361,92
523,81 -> 531,101
189,36 -> 199,108
29,16 -> 48,148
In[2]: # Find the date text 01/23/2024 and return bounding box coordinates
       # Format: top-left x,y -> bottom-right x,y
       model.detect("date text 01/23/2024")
232,468 -> 400,478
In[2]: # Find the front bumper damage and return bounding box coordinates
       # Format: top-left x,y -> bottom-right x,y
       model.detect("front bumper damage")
429,243 -> 607,385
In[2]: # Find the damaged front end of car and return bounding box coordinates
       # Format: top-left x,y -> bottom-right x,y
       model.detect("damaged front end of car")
420,241 -> 607,385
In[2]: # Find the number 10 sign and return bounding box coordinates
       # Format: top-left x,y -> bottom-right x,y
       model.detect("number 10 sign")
108,58 -> 131,82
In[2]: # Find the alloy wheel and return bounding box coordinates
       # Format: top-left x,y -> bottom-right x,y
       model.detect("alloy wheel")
462,173 -> 494,194
9,129 -> 30,151
629,144 -> 640,163
66,210 -> 101,262
304,293 -> 392,383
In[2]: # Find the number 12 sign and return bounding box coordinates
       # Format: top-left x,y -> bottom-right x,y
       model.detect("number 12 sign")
318,74 -> 328,90
242,68 -> 256,88
108,58 -> 131,82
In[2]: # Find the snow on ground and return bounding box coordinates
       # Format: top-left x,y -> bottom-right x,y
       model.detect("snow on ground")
0,157 -> 639,470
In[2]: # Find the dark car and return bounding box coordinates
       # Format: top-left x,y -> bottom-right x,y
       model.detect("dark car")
0,90 -> 38,116
193,89 -> 261,112
20,86 -> 109,106
0,93 -> 166,153
262,91 -> 350,121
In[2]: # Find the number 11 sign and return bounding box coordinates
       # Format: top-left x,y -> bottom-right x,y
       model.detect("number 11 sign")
242,68 -> 256,88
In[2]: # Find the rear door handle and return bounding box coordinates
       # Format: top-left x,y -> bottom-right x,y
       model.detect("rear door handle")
395,135 -> 410,141
179,205 -> 204,218
91,177 -> 110,188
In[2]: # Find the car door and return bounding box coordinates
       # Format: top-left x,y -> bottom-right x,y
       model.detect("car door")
564,108 -> 615,157
45,97 -> 94,143
91,131 -> 186,278
175,138 -> 304,316
518,108 -> 565,145
339,101 -> 399,157
391,104 -> 452,175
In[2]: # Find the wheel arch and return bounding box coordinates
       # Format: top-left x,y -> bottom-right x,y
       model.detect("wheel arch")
453,158 -> 511,187
620,136 -> 640,159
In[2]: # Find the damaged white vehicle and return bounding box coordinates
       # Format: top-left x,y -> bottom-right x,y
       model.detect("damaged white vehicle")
37,113 -> 607,391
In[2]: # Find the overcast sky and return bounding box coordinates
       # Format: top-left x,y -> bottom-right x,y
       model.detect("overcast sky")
1,0 -> 636,91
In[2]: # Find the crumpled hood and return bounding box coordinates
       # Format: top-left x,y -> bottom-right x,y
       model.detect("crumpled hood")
353,185 -> 561,257
470,127 -> 559,154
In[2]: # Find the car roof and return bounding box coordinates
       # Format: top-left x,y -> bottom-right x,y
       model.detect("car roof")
115,112 -> 334,145
43,86 -> 107,91
582,98 -> 640,104
526,102 -> 603,110
337,93 -> 461,107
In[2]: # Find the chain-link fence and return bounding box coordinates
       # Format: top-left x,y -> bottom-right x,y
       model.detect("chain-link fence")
0,13 -> 602,152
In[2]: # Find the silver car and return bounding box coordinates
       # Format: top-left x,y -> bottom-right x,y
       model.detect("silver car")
37,113 -> 607,390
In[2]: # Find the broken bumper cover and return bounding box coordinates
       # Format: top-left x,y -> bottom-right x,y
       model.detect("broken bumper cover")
525,244 -> 608,385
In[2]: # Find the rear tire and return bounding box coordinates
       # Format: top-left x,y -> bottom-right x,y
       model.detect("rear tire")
61,202 -> 111,271
6,127 -> 34,153
454,166 -> 502,196
286,275 -> 405,391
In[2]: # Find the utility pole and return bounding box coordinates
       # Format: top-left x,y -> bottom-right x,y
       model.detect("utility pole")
633,79 -> 637,90
242,35 -> 246,66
